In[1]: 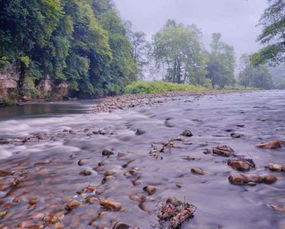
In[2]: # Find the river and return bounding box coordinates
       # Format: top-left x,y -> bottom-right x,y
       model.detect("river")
0,90 -> 284,228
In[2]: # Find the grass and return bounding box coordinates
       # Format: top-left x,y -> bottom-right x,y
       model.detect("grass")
125,81 -> 208,94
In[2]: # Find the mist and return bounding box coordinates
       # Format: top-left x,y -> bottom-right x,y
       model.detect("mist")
114,0 -> 268,58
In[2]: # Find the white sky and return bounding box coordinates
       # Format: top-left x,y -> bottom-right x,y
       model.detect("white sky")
113,0 -> 268,59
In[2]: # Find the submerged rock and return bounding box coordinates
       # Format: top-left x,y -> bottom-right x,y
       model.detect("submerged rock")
230,133 -> 244,138
65,200 -> 81,212
256,140 -> 284,149
102,149 -> 114,156
213,145 -> 234,157
100,198 -> 123,211
228,159 -> 255,172
143,185 -> 157,195
180,130 -> 193,137
191,168 -> 205,175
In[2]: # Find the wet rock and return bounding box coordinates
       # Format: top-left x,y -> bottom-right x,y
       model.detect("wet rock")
229,174 -> 277,185
102,149 -> 114,156
262,175 -> 278,184
65,200 -> 81,212
228,159 -> 255,172
191,168 -> 205,175
213,145 -> 234,157
257,140 -> 284,149
113,222 -> 131,229
100,198 -> 123,211
135,129 -> 145,136
0,170 -> 12,177
79,169 -> 92,176
85,196 -> 99,204
48,212 -> 65,224
165,118 -> 175,128
104,169 -> 117,176
31,213 -> 45,220
268,163 -> 285,172
228,174 -> 248,185
203,148 -> 212,154
143,186 -> 157,195
0,211 -> 8,219
269,205 -> 285,213
28,198 -> 38,205
180,130 -> 193,137
78,159 -> 86,166
231,133 -> 244,138
158,198 -> 196,228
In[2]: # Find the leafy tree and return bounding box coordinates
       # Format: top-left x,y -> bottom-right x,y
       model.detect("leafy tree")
128,31 -> 150,78
251,0 -> 285,65
239,54 -> 274,89
152,20 -> 208,85
0,0 -> 138,98
206,33 -> 236,88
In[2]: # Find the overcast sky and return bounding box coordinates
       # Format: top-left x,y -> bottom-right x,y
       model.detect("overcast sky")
113,0 -> 268,59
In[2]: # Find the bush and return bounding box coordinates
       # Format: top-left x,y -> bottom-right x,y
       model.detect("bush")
125,81 -> 208,94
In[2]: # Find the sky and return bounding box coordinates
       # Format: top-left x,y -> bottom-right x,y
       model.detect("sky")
113,0 -> 268,60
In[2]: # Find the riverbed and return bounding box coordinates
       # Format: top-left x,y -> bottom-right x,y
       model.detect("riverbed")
0,90 -> 284,228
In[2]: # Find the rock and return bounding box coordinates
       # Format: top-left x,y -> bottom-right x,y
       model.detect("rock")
213,145 -> 234,157
79,170 -> 92,176
229,174 -> 277,185
102,149 -> 114,156
269,205 -> 285,213
191,168 -> 205,175
85,196 -> 99,204
0,170 -> 12,177
262,175 -> 278,184
158,198 -> 196,228
256,140 -> 284,149
65,200 -> 81,211
104,169 -> 117,176
230,133 -> 244,138
268,163 -> 285,172
143,186 -> 157,195
228,174 -> 248,185
78,159 -> 86,166
100,199 -> 123,211
228,159 -> 255,172
113,222 -> 131,229
181,130 -> 193,137
28,198 -> 38,205
135,129 -> 145,136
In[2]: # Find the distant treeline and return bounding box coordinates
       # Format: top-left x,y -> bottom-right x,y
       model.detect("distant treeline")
0,0 -> 283,102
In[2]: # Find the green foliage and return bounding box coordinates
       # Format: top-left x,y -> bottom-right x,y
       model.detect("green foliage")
252,0 -> 285,64
0,0 -> 138,97
206,33 -> 236,88
239,54 -> 274,89
152,20 -> 208,85
125,81 -> 207,94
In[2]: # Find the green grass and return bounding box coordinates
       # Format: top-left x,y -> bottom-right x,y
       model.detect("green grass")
125,81 -> 208,94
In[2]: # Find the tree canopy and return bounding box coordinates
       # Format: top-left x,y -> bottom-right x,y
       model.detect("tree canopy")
152,20 -> 208,85
206,33 -> 235,88
0,0 -> 137,97
251,0 -> 285,65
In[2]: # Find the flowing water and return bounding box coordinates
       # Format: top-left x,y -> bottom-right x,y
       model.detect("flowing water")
0,90 -> 284,229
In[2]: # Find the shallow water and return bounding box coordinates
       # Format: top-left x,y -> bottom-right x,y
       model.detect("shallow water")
0,90 -> 284,228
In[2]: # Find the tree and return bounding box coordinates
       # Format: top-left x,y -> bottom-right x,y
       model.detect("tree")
152,20 -> 208,85
251,0 -> 285,65
128,30 -> 150,78
0,0 -> 138,98
206,33 -> 236,88
239,54 -> 274,89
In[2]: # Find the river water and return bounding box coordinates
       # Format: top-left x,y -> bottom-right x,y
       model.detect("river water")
0,90 -> 284,228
